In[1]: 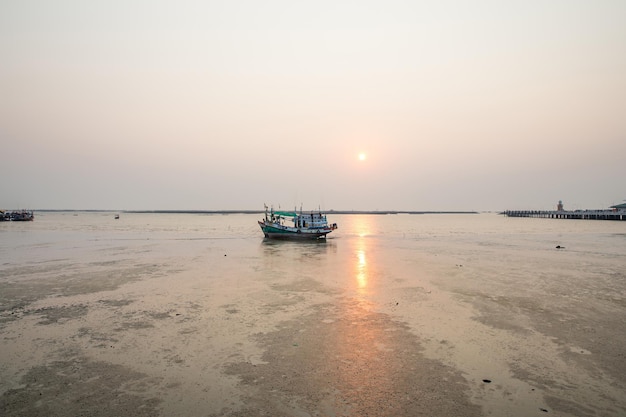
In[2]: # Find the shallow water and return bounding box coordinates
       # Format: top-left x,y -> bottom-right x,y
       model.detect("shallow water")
1,212 -> 625,416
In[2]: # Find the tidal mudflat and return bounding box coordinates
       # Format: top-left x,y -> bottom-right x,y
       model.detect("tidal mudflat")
1,212 -> 625,416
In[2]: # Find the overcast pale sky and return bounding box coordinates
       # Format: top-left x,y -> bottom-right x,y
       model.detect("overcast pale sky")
1,0 -> 624,211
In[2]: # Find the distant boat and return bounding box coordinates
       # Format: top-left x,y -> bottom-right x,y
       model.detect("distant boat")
114,214 -> 120,219
9,210 -> 34,221
258,206 -> 337,239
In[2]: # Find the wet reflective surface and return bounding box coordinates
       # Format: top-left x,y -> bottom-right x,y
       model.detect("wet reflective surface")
1,212 -> 625,416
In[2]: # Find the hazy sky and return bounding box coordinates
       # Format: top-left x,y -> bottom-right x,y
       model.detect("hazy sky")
1,0 -> 624,211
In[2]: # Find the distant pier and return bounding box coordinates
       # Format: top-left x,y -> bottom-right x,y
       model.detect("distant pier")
503,210 -> 626,221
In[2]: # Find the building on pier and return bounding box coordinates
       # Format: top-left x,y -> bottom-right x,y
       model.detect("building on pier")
557,200 -> 564,211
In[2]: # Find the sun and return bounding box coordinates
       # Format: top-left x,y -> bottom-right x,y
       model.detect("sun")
358,153 -> 366,161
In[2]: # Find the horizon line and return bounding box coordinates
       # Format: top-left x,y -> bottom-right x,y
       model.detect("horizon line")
29,209 -> 482,215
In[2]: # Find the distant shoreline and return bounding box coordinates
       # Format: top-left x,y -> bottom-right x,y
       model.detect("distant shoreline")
32,209 -> 479,215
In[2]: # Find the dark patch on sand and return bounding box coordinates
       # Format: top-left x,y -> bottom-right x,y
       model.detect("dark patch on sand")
147,311 -> 173,320
0,357 -> 161,417
0,304 -> 30,326
218,298 -> 481,417
544,394 -> 599,417
117,321 -> 155,330
98,299 -> 135,308
0,263 -> 162,323
459,288 -> 626,416
0,303 -> 89,327
34,304 -> 89,325
76,327 -> 120,347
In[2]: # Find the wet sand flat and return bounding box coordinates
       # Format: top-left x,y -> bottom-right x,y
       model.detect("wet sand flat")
0,258 -> 479,416
1,212 -> 626,416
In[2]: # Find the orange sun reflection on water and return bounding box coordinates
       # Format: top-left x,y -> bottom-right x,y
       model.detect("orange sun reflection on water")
356,248 -> 367,289
352,216 -> 374,294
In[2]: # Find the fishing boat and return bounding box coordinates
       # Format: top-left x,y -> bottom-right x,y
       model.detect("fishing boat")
258,206 -> 337,239
7,210 -> 34,221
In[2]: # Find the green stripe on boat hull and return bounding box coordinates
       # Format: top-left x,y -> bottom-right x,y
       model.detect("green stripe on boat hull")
259,223 -> 330,240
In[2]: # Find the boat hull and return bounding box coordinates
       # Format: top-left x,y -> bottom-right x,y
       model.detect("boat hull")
258,221 -> 331,239
4,211 -> 34,221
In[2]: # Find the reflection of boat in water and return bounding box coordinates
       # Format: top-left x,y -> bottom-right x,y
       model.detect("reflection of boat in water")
258,205 -> 337,239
